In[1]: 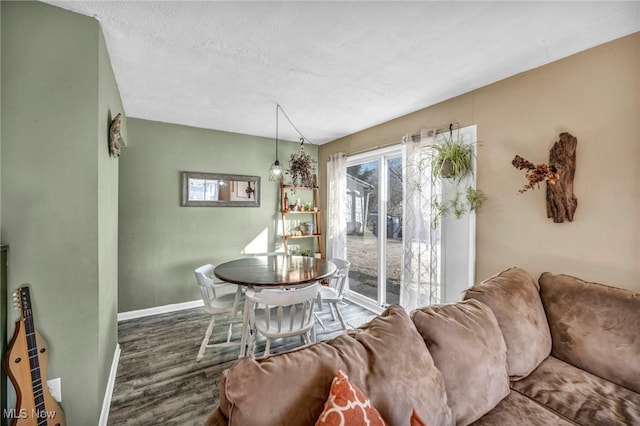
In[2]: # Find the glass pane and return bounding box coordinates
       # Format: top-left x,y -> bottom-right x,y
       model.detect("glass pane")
204,180 -> 219,201
188,178 -> 205,200
385,156 -> 403,305
346,160 -> 379,302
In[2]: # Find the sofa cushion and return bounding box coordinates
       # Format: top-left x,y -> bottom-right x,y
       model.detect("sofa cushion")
463,267 -> 551,379
315,370 -> 388,426
511,356 -> 640,425
221,305 -> 453,426
539,272 -> 640,393
411,299 -> 509,426
469,391 -> 576,426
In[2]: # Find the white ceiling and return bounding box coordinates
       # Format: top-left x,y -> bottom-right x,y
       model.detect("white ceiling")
44,1 -> 640,144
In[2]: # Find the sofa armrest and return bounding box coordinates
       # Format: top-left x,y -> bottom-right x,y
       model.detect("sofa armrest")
204,407 -> 228,426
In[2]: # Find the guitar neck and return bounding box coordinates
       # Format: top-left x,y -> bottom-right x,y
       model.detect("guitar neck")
24,317 -> 47,422
20,289 -> 49,425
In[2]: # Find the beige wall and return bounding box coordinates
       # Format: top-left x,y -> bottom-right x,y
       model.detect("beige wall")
320,32 -> 640,292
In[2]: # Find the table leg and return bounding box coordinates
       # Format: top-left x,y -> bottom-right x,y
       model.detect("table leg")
239,295 -> 251,357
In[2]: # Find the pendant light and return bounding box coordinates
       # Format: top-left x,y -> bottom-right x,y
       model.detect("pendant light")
269,104 -> 282,181
269,103 -> 316,181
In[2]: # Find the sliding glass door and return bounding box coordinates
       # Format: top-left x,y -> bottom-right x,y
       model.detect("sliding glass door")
345,146 -> 402,311
341,125 -> 477,312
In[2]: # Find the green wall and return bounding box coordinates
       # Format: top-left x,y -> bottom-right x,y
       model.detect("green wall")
1,2 -> 122,423
0,3 -> 4,422
119,118 -> 318,312
97,27 -> 122,408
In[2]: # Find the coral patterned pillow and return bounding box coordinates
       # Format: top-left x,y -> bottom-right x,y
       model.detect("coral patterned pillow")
411,408 -> 428,426
315,370 -> 388,426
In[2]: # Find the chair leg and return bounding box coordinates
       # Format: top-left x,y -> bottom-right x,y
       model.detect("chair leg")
329,303 -> 337,321
231,286 -> 243,319
264,338 -> 272,357
197,316 -> 216,361
247,327 -> 256,357
333,302 -> 348,330
226,323 -> 234,343
314,312 -> 327,330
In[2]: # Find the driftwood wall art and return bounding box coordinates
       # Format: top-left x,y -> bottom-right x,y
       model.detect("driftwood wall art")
512,132 -> 577,223
546,132 -> 577,223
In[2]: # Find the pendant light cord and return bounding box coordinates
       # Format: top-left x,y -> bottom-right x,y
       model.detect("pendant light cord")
276,103 -> 315,145
275,104 -> 279,162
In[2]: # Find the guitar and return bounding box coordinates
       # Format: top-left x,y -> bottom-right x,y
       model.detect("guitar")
5,286 -> 65,426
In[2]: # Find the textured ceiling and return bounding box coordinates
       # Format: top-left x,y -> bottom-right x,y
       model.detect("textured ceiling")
44,1 -> 640,144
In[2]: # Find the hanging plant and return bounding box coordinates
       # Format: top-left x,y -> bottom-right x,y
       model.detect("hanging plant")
287,142 -> 316,187
451,191 -> 466,219
466,187 -> 487,211
431,196 -> 448,229
406,125 -> 486,228
431,186 -> 486,227
429,134 -> 474,180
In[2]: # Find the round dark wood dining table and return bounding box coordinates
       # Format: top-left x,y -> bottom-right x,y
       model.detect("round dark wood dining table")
214,255 -> 337,357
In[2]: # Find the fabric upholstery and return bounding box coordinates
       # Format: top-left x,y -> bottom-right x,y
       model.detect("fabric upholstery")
207,269 -> 640,426
315,370 -> 388,426
220,305 -> 453,426
511,356 -> 640,425
470,391 -> 577,426
218,369 -> 230,419
463,267 -> 551,379
539,272 -> 640,393
411,299 -> 509,426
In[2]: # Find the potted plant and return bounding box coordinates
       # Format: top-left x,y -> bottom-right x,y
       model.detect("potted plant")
300,221 -> 314,235
290,247 -> 313,257
429,134 -> 474,180
287,144 -> 316,187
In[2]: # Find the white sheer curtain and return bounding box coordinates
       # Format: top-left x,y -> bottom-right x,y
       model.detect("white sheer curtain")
326,153 -> 347,260
400,129 -> 442,312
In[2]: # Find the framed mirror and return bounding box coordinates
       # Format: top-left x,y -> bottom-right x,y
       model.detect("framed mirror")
181,171 -> 261,207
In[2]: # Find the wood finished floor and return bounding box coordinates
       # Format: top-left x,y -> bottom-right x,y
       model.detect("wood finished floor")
107,301 -> 377,426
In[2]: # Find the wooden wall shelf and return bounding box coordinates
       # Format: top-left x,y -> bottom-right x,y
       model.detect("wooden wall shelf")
280,183 -> 323,258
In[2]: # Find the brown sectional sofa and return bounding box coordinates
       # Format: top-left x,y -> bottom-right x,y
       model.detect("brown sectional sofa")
206,268 -> 640,425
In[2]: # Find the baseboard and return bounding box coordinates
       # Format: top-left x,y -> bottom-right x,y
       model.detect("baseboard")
117,299 -> 204,322
98,343 -> 121,426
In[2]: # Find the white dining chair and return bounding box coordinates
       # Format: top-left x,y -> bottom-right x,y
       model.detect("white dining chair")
246,282 -> 321,357
315,258 -> 351,331
194,264 -> 244,361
